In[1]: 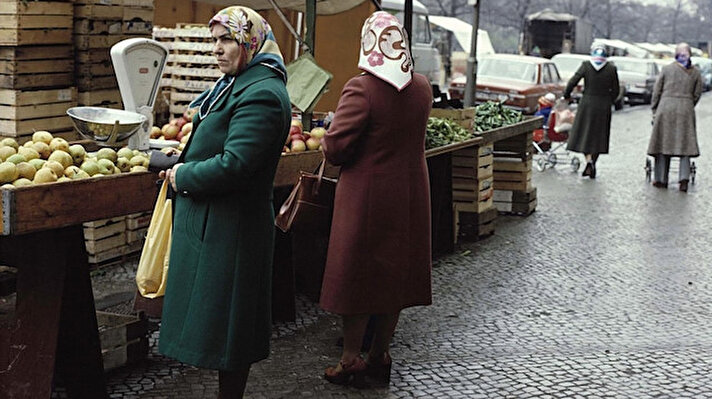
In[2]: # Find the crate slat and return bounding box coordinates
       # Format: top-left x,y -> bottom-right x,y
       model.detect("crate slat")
0,87 -> 76,106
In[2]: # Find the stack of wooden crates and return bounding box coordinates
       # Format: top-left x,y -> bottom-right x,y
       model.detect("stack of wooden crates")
74,0 -> 123,108
74,0 -> 153,109
430,108 -> 497,242
0,0 -> 77,143
493,133 -> 537,215
83,211 -> 151,268
153,24 -> 219,119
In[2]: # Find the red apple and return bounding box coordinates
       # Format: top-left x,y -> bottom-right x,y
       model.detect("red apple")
183,108 -> 197,120
305,137 -> 321,150
303,131 -> 311,140
289,124 -> 302,137
291,119 -> 303,130
290,139 -> 306,152
163,124 -> 180,140
290,133 -> 304,142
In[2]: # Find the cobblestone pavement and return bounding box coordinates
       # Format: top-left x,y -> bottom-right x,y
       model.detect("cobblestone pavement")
52,93 -> 712,398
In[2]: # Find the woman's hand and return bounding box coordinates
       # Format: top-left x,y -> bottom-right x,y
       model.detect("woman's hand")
159,163 -> 184,191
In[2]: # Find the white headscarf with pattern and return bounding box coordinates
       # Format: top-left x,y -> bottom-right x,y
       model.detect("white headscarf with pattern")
357,11 -> 413,91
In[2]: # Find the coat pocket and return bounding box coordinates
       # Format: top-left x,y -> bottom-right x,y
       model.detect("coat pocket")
185,200 -> 210,244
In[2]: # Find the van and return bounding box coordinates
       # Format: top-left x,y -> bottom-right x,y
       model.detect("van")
381,0 -> 442,92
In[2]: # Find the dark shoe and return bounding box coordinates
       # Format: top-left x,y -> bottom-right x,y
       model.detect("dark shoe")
589,163 -> 596,179
365,352 -> 392,386
582,162 -> 593,177
679,179 -> 689,192
652,181 -> 668,188
324,356 -> 367,387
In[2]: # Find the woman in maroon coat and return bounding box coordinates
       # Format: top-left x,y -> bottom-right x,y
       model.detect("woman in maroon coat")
319,11 -> 433,387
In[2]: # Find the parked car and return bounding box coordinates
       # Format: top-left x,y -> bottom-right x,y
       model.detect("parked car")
608,56 -> 659,104
691,56 -> 712,91
551,53 -> 626,110
448,54 -> 565,114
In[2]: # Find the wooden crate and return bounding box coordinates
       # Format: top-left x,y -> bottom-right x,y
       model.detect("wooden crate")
87,240 -> 143,265
77,88 -> 122,107
0,2 -> 73,46
123,0 -> 154,7
452,143 -> 494,179
0,87 -> 76,134
453,176 -> 493,203
77,74 -> 118,91
493,187 -> 538,215
123,20 -> 152,36
0,115 -> 75,137
97,311 -> 149,371
123,6 -> 153,22
83,216 -> 126,241
74,4 -> 124,20
126,211 -> 152,230
0,45 -> 74,91
493,170 -> 532,191
75,49 -> 111,65
74,34 -> 123,51
74,18 -> 123,35
454,204 -> 497,242
429,107 -> 475,130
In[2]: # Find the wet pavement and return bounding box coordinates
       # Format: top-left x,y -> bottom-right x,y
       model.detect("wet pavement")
54,93 -> 712,398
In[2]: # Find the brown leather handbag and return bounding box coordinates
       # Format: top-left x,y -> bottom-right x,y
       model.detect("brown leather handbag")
275,156 -> 337,233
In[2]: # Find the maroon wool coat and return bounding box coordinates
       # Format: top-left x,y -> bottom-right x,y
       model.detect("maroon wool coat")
319,72 -> 433,315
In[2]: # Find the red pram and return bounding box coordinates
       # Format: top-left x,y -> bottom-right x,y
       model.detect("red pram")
533,99 -> 580,172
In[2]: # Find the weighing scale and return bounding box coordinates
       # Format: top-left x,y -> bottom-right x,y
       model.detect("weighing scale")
67,38 -> 168,150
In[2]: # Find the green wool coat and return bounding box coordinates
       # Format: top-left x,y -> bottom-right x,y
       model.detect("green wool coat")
564,61 -> 620,154
159,65 -> 291,370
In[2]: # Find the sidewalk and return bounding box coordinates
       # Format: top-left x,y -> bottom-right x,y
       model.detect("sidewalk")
54,94 -> 712,398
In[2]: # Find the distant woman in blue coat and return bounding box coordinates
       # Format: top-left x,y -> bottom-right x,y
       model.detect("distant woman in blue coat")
158,6 -> 290,398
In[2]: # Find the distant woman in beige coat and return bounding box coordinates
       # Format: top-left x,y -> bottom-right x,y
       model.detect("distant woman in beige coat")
647,42 -> 703,192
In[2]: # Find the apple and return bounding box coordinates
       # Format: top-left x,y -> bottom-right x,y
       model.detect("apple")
161,123 -> 172,134
303,131 -> 311,140
150,126 -> 162,139
285,134 -> 292,145
163,124 -> 180,140
310,127 -> 327,139
171,118 -> 187,130
290,139 -> 306,152
181,122 -> 192,135
176,130 -> 185,142
183,108 -> 197,120
282,146 -> 290,153
291,119 -> 303,130
305,137 -> 321,151
289,124 -> 302,137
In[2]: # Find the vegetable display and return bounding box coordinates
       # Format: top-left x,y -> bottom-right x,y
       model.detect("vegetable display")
474,101 -> 523,132
426,117 -> 472,149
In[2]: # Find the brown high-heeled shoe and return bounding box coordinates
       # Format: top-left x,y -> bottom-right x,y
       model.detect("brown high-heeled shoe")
365,352 -> 392,386
324,356 -> 367,387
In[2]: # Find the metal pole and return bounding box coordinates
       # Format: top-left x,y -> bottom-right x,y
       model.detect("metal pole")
463,0 -> 480,108
404,0 -> 413,55
303,0 -> 316,131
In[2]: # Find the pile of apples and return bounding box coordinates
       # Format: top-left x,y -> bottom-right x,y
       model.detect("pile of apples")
150,108 -> 196,149
283,119 -> 326,154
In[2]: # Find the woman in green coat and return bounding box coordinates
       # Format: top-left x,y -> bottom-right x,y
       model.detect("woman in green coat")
158,6 -> 290,398
564,44 -> 620,179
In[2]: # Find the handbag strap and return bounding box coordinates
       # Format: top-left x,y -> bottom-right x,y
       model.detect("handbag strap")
311,153 -> 327,197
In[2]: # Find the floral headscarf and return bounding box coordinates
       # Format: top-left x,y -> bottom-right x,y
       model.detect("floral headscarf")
209,6 -> 287,80
191,6 -> 287,118
357,11 -> 413,91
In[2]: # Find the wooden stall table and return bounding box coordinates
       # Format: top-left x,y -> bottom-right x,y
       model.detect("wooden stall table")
0,172 -> 159,398
425,136 -> 483,256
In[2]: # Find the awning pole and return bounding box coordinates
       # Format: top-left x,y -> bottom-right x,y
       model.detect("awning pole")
404,0 -> 413,55
267,0 -> 310,53
303,0 -> 317,131
463,0 -> 480,108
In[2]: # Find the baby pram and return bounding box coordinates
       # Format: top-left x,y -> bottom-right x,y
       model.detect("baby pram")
533,99 -> 581,172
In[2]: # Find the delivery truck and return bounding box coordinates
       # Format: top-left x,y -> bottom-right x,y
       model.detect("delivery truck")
522,9 -> 593,59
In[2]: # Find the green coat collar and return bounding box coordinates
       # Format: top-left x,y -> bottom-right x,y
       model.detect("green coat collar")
199,65 -> 283,116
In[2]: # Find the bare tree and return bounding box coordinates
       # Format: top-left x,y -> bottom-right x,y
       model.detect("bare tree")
671,0 -> 685,42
